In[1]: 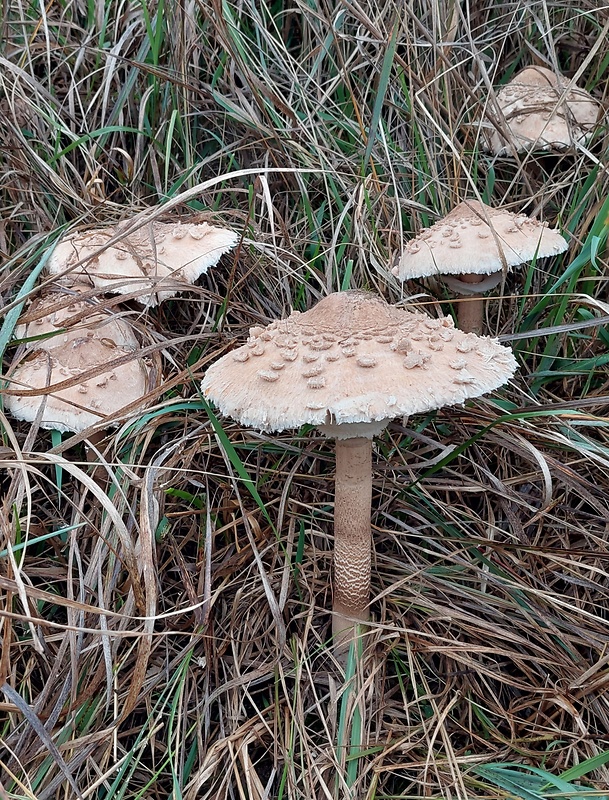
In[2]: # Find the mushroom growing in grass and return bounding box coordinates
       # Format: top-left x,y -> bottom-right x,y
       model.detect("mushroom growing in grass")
48,220 -> 239,306
202,291 -> 517,653
483,66 -> 600,156
5,306 -> 152,454
393,199 -> 568,334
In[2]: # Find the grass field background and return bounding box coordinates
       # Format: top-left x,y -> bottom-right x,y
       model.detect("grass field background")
2,1 -> 609,798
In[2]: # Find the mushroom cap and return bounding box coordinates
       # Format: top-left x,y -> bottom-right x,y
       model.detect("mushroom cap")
48,221 -> 239,306
484,66 -> 600,155
201,291 -> 517,436
393,200 -> 568,281
4,338 -> 150,433
14,294 -> 139,352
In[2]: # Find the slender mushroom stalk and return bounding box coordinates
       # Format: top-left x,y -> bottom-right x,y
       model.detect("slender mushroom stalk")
443,271 -> 506,335
201,291 -> 518,659
332,435 -> 373,646
393,199 -> 568,334
455,274 -> 486,335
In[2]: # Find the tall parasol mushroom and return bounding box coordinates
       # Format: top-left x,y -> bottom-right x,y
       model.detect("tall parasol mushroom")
201,291 -> 517,653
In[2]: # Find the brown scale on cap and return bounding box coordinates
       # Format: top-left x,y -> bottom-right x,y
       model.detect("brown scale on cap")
483,66 -> 601,156
202,291 -> 517,435
48,220 -> 238,306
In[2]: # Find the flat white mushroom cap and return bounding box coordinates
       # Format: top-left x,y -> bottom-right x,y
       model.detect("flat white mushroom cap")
202,291 -> 517,435
394,200 -> 568,281
48,221 -> 239,306
484,66 -> 600,155
15,294 -> 139,352
5,338 -> 150,433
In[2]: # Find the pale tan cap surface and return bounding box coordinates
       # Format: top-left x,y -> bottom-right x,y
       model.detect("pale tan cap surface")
15,293 -> 139,352
48,221 -> 238,306
394,199 -> 568,281
202,291 -> 517,434
485,66 -> 600,155
4,338 -> 150,433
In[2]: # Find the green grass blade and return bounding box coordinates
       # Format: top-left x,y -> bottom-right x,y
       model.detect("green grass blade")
362,17 -> 400,170
0,242 -> 58,360
560,751 -> 609,783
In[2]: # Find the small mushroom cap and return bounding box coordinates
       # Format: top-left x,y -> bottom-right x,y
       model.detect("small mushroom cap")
484,66 -> 600,155
4,338 -> 150,433
48,221 -> 238,306
14,294 -> 139,352
202,291 -> 517,435
393,200 -> 568,282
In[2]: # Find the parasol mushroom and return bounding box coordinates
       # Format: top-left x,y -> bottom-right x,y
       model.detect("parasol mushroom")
4,334 -> 151,434
483,66 -> 600,156
201,291 -> 517,653
47,220 -> 238,306
5,290 -> 153,462
393,199 -> 568,334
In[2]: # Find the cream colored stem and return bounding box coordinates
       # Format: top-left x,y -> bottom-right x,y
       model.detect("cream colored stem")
332,436 -> 372,650
456,274 -> 486,334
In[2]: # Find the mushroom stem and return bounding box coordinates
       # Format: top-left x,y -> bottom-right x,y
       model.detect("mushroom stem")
456,274 -> 486,334
333,436 -> 373,650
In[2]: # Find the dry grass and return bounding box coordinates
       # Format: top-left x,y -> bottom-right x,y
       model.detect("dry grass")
2,1 -> 609,798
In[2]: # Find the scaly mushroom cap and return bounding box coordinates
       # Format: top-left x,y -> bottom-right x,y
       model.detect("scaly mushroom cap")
48,221 -> 239,306
14,293 -> 139,352
4,338 -> 150,433
393,200 -> 568,281
484,66 -> 600,155
202,291 -> 517,436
